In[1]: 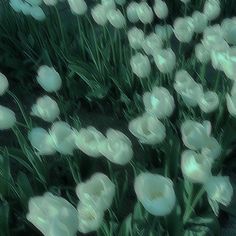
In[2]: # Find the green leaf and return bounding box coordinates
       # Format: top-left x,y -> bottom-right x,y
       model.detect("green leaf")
118,214 -> 133,236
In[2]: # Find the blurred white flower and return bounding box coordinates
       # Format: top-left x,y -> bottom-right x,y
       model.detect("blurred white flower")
142,33 -> 163,56
130,53 -> 151,78
43,0 -> 57,5
221,18 -> 236,45
28,128 -> 56,155
198,91 -> 219,113
101,0 -> 116,11
226,92 -> 236,117
204,176 -> 233,215
137,2 -> 154,24
192,11 -> 208,33
27,0 -> 42,6
128,27 -> 144,50
31,95 -> 60,122
181,150 -> 212,183
31,6 -> 46,21
75,126 -> 105,158
181,120 -> 211,150
36,65 -> 62,93
99,129 -> 133,165
68,0 -> 87,15
107,9 -> 126,29
155,24 -> 173,41
91,4 -> 108,26
0,105 -> 16,130
115,0 -> 125,5
21,2 -> 31,15
203,0 -> 221,21
153,0 -> 168,20
222,47 -> 236,80
76,173 -> 115,210
195,43 -> 210,64
126,2 -> 139,23
134,172 -> 176,216
10,0 -> 24,12
174,70 -> 194,93
143,86 -> 175,119
0,72 -> 9,96
128,113 -> 166,145
27,192 -> 78,236
201,137 -> 221,161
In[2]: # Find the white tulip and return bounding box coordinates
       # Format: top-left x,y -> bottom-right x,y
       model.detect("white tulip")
192,11 -> 208,33
68,0 -> 87,15
31,95 -> 60,122
181,150 -> 212,183
115,0 -> 125,5
204,176 -> 233,215
27,192 -> 78,236
137,2 -> 154,24
195,43 -> 210,64
10,0 -> 24,12
107,9 -> 126,29
198,91 -> 219,113
28,128 -> 56,155
126,2 -> 139,23
0,72 -> 9,96
153,0 -> 168,20
127,27 -> 144,50
101,0 -> 116,11
201,137 -> 221,161
143,86 -> 175,119
154,48 -> 176,73
181,120 -> 211,150
222,47 -> 236,80
43,0 -> 57,5
49,121 -> 76,155
128,113 -> 166,145
130,53 -> 151,78
31,6 -> 46,21
203,0 -> 220,21
226,92 -> 236,117
77,202 -> 104,234
142,33 -> 163,56
155,24 -> 173,41
75,126 -> 105,158
221,18 -> 236,45
21,2 -> 31,15
134,172 -> 176,216
174,70 -> 194,94
36,65 -> 62,92
76,173 -> 115,210
99,129 -> 133,165
91,4 -> 108,26
0,105 -> 16,130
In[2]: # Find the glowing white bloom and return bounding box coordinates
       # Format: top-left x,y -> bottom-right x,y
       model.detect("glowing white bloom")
201,137 -> 221,160
107,9 -> 126,29
101,0 -> 116,11
0,73 -> 9,96
153,0 -> 168,20
143,86 -> 175,119
222,47 -> 236,80
192,11 -> 208,33
31,95 -> 60,122
226,92 -> 236,117
155,24 -> 173,41
174,70 -> 194,93
154,48 -> 176,74
203,0 -> 220,21
134,173 -> 176,216
28,128 -> 56,155
99,129 -> 133,165
173,17 -> 194,43
31,6 -> 46,21
142,33 -> 163,55
75,126 -> 105,158
91,4 -> 108,26
27,192 -> 78,236
126,2 -> 139,23
43,0 -> 57,5
36,65 -> 62,93
181,150 -> 212,183
68,0 -> 87,15
181,120 -> 211,150
195,43 -> 210,64
0,105 -> 16,130
198,91 -> 219,113
77,202 -> 104,234
221,18 -> 236,45
128,113 -> 166,145
128,27 -> 144,50
49,121 -> 76,155
76,173 -> 115,210
130,53 -> 151,78
204,176 -> 233,215
137,2 -> 154,24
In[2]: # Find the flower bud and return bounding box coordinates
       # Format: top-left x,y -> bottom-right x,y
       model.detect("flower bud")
126,2 -> 139,23
107,9 -> 126,29
143,86 -> 175,119
195,43 -> 210,64
128,113 -> 166,145
134,172 -> 176,216
201,137 -> 221,160
137,2 -> 154,24
101,0 -> 116,11
203,0 -> 220,21
91,4 -> 108,26
198,91 -> 219,113
221,47 -> 236,80
155,24 -> 173,41
0,105 -> 16,130
192,11 -> 208,33
68,0 -> 87,15
174,70 -> 194,93
221,18 -> 236,45
99,129 -> 133,165
0,73 -> 9,95
153,0 -> 168,20
181,150 -> 212,183
142,33 -> 163,55
36,65 -> 62,92
128,27 -> 144,50
31,6 -> 46,21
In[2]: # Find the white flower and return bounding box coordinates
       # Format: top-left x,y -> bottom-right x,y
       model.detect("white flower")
134,172 -> 176,216
107,9 -> 126,29
201,137 -> 221,161
126,2 -> 139,23
31,95 -> 60,122
91,4 -> 108,26
76,173 -> 115,210
198,91 -> 219,113
204,176 -> 233,215
49,121 -> 76,155
10,0 -> 24,12
28,128 -> 56,155
192,11 -> 208,33
221,18 -> 236,45
0,105 -> 16,130
21,2 -> 31,15
130,53 -> 151,78
68,0 -> 87,15
181,150 -> 212,183
75,126 -> 105,158
155,24 -> 173,41
195,43 -> 210,64
77,202 -> 104,234
0,72 -> 9,96
221,47 -> 236,80
27,192 -> 78,236
173,17 -> 194,43
226,92 -> 236,117
115,0 -> 125,5
128,113 -> 166,145
181,120 -> 211,150
101,0 -> 116,11
36,65 -> 62,92
154,48 -> 176,74
99,129 -> 133,165
43,0 -> 57,6
31,6 -> 46,21
143,86 -> 175,119
137,2 -> 154,24
174,70 -> 194,93
128,27 -> 144,50
142,33 -> 163,56
153,0 -> 168,20
203,0 -> 220,21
